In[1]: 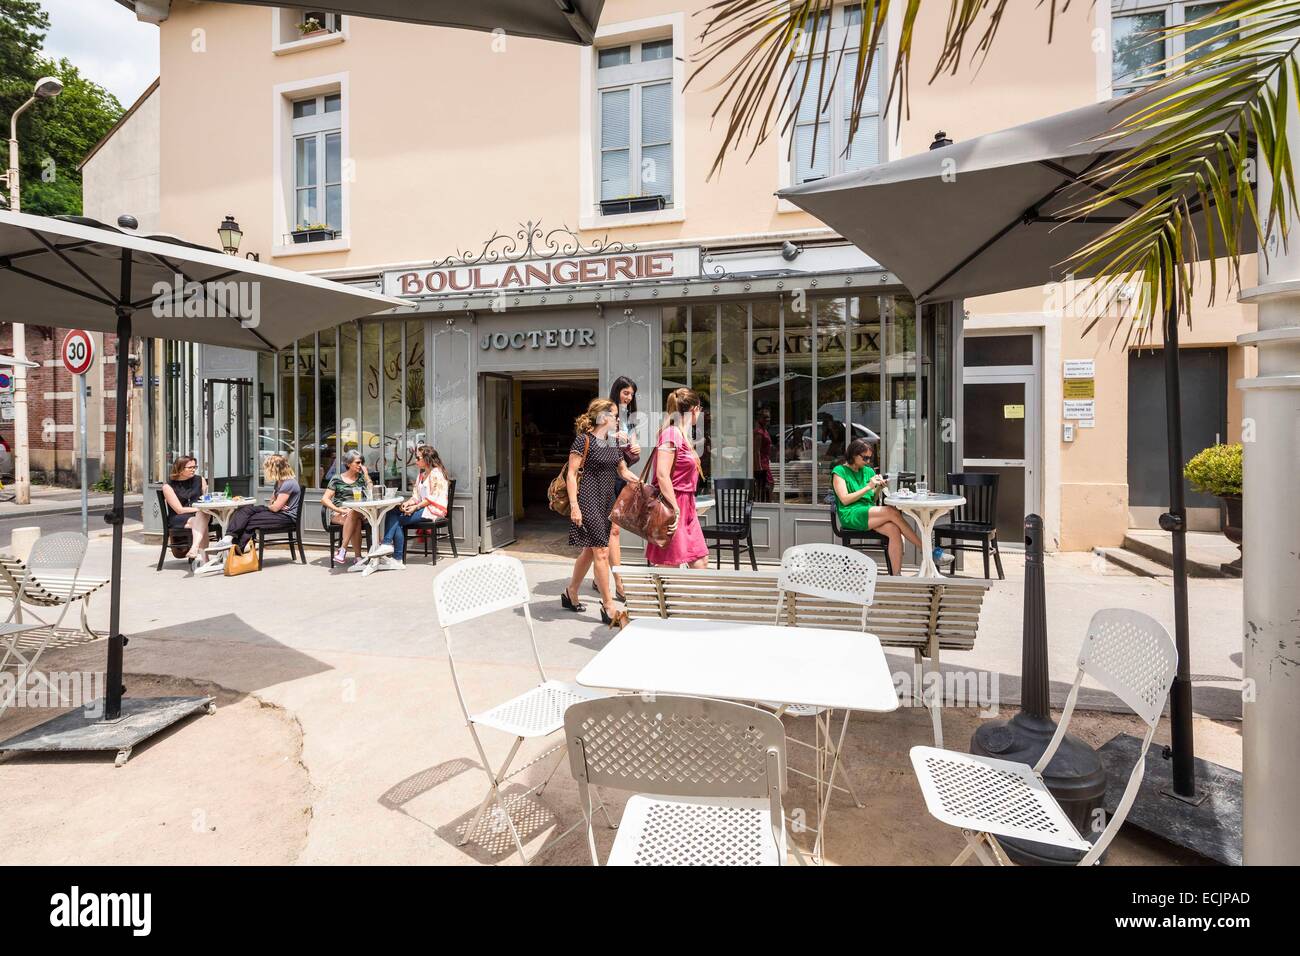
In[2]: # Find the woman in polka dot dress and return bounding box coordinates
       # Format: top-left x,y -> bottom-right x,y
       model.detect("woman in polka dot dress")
562,398 -> 640,627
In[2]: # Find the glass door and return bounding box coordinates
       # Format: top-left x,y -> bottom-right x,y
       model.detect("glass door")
204,378 -> 254,497
479,373 -> 515,550
961,376 -> 1035,543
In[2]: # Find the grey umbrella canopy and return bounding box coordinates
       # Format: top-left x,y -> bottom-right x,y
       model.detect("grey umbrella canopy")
780,82 -> 1254,302
115,0 -> 605,44
0,210 -> 402,749
0,211 -> 401,350
779,83 -> 1255,802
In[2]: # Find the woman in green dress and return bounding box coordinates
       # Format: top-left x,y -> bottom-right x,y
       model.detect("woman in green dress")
831,438 -> 923,575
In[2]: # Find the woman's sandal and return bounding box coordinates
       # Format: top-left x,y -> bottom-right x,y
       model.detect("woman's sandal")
600,606 -> 629,629
561,587 -> 586,613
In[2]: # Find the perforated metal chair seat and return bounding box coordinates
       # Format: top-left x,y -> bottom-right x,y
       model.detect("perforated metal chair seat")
470,679 -> 606,738
607,794 -> 785,866
758,699 -> 825,717
910,746 -> 1092,852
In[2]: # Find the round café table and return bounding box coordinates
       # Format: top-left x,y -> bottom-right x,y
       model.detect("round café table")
190,496 -> 255,575
338,496 -> 407,576
888,492 -> 966,578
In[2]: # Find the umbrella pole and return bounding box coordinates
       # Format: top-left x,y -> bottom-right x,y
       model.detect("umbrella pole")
1160,289 -> 1198,800
104,296 -> 130,721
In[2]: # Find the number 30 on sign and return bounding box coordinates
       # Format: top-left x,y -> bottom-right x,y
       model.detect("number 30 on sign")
61,329 -> 95,376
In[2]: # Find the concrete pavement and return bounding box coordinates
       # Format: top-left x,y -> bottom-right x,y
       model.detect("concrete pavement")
0,530 -> 1244,865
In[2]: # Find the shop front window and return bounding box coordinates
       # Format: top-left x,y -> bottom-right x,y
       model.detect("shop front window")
361,322 -> 382,479
657,291 -> 938,507
382,321 -> 403,483
751,302 -> 781,503
405,319 -> 426,487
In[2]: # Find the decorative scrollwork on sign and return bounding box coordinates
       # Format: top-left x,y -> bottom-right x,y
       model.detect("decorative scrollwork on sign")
429,221 -> 636,268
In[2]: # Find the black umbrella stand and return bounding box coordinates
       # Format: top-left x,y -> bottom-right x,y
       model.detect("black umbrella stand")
0,250 -> 214,767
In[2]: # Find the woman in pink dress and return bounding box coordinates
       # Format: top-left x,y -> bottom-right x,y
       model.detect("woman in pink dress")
645,387 -> 709,568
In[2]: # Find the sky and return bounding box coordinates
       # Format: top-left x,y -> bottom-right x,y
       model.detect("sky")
39,0 -> 160,108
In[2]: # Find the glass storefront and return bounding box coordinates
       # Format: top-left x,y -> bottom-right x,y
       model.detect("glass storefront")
660,293 -> 945,507
144,287 -> 955,555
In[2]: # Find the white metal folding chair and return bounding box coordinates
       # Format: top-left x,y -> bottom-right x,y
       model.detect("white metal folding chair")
0,533 -> 89,719
565,694 -> 802,865
910,608 -> 1178,865
760,543 -> 877,857
432,554 -> 610,864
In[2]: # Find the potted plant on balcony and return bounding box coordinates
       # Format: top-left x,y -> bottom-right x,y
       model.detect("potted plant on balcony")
598,194 -> 667,216
298,15 -> 329,38
291,223 -> 337,244
1184,442 -> 1243,576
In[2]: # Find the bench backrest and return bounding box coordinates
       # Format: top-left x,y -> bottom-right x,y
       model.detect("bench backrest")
621,566 -> 987,656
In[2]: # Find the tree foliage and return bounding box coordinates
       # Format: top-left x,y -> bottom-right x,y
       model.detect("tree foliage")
0,0 -> 124,216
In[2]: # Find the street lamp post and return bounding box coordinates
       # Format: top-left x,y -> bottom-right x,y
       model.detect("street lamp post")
2,76 -> 64,506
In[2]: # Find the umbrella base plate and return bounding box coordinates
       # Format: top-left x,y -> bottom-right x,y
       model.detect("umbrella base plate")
0,696 -> 215,767
1098,733 -> 1241,865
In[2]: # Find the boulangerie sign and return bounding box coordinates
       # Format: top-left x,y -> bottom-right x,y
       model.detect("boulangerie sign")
385,248 -> 699,297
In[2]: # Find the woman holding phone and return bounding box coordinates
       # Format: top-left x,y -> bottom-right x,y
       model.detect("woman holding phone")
831,438 -> 925,575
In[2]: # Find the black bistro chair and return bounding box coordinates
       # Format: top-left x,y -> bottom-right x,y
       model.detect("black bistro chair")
701,478 -> 757,571
400,478 -> 459,564
257,499 -> 308,567
933,472 -> 1004,579
828,501 -> 895,575
156,488 -> 222,571
485,474 -> 500,521
322,505 -> 372,568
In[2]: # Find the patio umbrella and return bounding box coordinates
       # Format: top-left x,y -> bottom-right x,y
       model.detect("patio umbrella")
0,209 -> 404,756
116,0 -> 605,44
779,83 -> 1255,803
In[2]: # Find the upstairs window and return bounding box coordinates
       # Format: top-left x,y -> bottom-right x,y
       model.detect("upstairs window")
792,3 -> 883,185
291,93 -> 342,235
595,37 -> 676,214
1111,1 -> 1238,97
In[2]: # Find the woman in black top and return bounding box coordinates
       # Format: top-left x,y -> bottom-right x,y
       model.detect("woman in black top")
562,398 -> 639,627
161,455 -> 210,559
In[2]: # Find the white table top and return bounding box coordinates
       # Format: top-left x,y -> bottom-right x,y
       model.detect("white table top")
337,496 -> 405,512
577,618 -> 899,713
888,493 -> 966,511
193,497 -> 253,512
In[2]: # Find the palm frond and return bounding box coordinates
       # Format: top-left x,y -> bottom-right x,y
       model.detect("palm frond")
1061,0 -> 1300,337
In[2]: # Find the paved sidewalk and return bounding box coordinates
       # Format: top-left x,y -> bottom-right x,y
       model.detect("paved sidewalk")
0,483 -> 141,519
0,533 -> 1244,865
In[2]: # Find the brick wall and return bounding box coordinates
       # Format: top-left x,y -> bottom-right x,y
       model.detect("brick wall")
0,324 -> 137,485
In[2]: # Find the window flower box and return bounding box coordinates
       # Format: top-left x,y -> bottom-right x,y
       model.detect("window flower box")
599,194 -> 667,216
289,226 -> 339,244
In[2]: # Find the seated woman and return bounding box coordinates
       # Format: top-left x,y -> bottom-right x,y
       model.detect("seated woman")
162,455 -> 209,559
831,438 -> 926,575
380,445 -> 450,568
322,449 -> 371,566
220,454 -> 302,555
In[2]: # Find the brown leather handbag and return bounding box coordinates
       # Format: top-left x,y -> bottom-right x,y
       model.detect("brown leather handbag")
609,441 -> 677,549
547,435 -> 590,517
223,543 -> 260,576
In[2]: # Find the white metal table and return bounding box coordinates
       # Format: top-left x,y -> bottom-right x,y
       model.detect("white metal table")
889,492 -> 966,578
694,496 -> 714,518
190,497 -> 254,575
577,617 -> 898,861
337,496 -> 406,576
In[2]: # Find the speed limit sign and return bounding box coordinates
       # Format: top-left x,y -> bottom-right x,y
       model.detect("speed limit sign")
61,330 -> 95,376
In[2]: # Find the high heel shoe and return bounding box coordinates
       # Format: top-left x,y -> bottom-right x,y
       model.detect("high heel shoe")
601,606 -> 628,629
561,587 -> 586,613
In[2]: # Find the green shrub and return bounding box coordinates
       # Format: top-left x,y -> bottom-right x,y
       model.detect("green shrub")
1184,443 -> 1242,498
92,471 -> 114,493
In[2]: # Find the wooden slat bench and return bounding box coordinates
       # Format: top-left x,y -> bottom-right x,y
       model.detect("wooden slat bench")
620,566 -> 990,746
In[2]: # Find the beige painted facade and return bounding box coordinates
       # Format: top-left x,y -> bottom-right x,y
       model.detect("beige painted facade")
141,0 -> 1255,551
